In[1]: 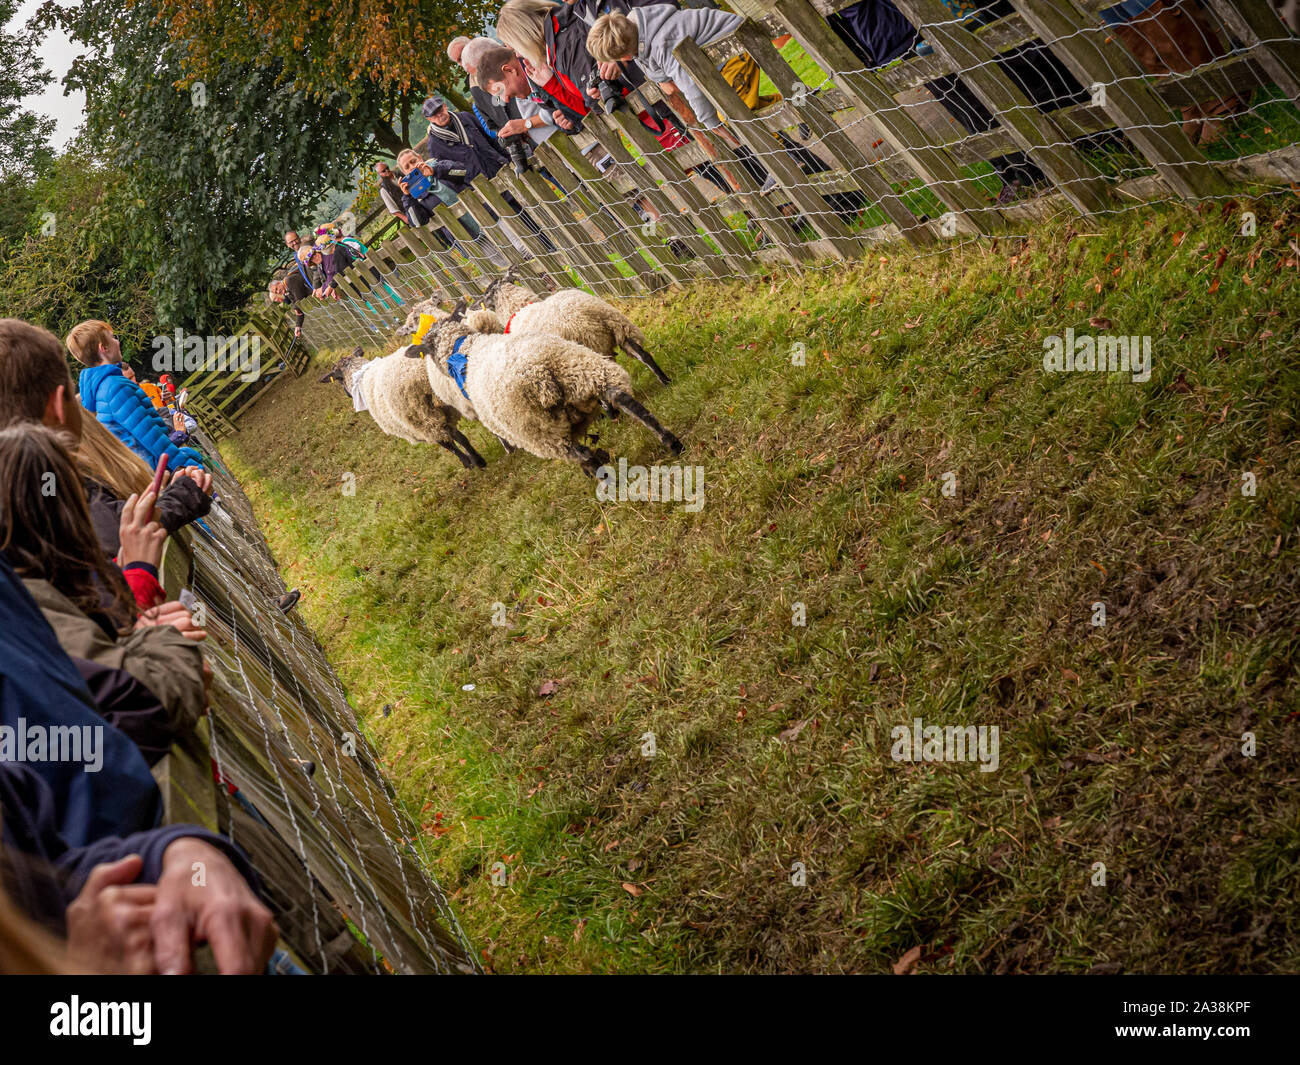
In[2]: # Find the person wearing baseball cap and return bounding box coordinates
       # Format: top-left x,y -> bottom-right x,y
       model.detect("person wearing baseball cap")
417,92 -> 507,195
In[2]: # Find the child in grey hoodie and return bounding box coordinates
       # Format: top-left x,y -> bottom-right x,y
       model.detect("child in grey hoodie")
586,4 -> 742,131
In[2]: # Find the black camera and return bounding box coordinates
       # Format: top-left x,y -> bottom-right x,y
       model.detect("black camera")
502,133 -> 531,177
584,69 -> 623,115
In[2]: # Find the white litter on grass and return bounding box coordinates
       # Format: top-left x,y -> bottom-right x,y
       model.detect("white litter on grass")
462,684 -> 476,692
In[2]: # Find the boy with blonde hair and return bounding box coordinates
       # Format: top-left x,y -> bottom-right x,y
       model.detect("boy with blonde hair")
586,5 -> 743,131
66,320 -> 206,470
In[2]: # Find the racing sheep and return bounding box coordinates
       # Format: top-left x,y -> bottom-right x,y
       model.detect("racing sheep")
319,346 -> 487,469
406,310 -> 681,478
474,273 -> 671,385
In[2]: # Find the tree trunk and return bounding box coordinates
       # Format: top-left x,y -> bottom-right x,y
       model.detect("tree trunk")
442,86 -> 472,113
372,120 -> 406,156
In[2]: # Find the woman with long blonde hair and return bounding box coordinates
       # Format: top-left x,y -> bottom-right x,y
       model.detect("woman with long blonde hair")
496,0 -> 561,70
74,407 -> 213,558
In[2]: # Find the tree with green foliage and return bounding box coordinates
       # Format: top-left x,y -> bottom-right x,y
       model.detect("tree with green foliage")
0,0 -> 56,179
0,155 -> 157,358
34,0 -> 390,328
148,0 -> 492,153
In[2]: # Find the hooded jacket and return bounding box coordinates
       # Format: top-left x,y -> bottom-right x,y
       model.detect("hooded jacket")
22,577 -> 207,750
627,4 -> 743,130
0,555 -> 163,846
78,364 -> 207,471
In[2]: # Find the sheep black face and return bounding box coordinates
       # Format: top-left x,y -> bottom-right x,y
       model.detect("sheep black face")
318,349 -> 367,397
479,270 -> 517,309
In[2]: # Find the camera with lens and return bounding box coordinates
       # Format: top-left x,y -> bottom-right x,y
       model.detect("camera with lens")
502,133 -> 532,177
584,69 -> 624,115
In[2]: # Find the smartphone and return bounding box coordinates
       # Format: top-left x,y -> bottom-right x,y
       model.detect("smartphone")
149,453 -> 169,498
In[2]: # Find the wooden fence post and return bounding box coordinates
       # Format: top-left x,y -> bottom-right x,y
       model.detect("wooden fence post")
537,135 -> 695,287
1006,0 -> 1232,198
473,176 -> 575,287
1202,0 -> 1300,104
582,122 -> 735,280
523,166 -> 637,293
496,167 -> 614,292
673,37 -> 864,260
890,0 -> 1112,216
731,21 -> 936,245
768,0 -> 995,229
431,206 -> 490,295
602,109 -> 762,274
532,142 -> 665,292
456,185 -> 553,291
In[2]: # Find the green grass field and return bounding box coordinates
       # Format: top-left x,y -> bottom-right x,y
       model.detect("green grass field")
226,197 -> 1300,973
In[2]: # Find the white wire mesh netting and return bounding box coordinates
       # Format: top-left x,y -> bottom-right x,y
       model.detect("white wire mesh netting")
178,425 -> 478,974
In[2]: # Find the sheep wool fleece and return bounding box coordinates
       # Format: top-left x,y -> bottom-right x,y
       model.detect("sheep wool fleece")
428,326 -> 632,459
503,288 -> 646,359
352,350 -> 461,446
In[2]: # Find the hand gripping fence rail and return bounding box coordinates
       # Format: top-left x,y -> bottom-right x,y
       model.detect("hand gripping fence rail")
265,0 -> 1300,356
157,425 -> 478,974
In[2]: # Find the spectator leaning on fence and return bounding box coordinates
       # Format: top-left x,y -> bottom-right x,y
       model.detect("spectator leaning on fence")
420,92 -> 509,191
419,93 -> 549,254
394,145 -> 485,250
586,5 -> 744,132
268,271 -> 312,338
375,162 -> 409,225
0,547 -> 275,975
459,36 -> 514,140
66,320 -> 207,472
476,34 -> 583,135
0,320 -> 213,564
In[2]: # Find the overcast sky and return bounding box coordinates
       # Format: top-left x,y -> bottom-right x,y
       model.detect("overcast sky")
9,0 -> 86,149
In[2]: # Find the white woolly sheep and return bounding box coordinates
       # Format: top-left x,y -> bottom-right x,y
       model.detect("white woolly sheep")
395,294 -> 447,338
319,346 -> 487,469
475,274 -> 671,385
408,313 -> 682,477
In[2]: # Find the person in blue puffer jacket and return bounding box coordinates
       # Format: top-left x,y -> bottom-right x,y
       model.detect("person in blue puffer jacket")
65,320 -> 206,471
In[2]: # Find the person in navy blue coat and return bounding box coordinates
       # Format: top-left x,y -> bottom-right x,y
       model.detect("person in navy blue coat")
0,554 -> 277,973
65,320 -> 207,471
0,552 -> 165,846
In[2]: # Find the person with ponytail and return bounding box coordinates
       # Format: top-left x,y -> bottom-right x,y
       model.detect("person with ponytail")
75,402 -> 212,560
0,424 -> 208,746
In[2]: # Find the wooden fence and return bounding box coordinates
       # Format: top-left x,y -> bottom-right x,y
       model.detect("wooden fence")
251,0 -> 1298,373
154,426 -> 479,973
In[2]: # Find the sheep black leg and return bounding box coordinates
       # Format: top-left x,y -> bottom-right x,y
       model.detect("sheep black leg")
620,338 -> 671,386
451,427 -> 488,468
439,439 -> 474,469
599,400 -> 619,419
493,433 -> 518,454
566,442 -> 611,478
604,389 -> 683,454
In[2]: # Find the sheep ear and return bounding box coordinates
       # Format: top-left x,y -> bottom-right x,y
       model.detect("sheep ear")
403,344 -> 426,359
318,369 -> 340,383
503,267 -> 516,285
451,299 -> 467,321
